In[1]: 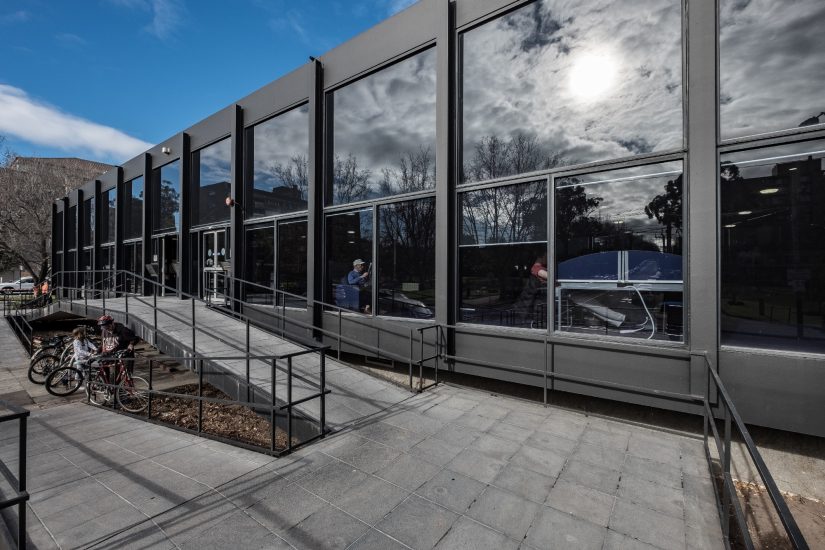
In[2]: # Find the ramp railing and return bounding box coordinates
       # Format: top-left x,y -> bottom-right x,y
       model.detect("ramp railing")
0,400 -> 29,550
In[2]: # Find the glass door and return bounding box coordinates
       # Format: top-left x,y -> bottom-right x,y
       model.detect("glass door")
202,229 -> 229,303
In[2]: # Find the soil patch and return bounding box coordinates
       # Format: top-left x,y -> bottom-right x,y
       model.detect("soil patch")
733,480 -> 825,550
145,383 -> 294,451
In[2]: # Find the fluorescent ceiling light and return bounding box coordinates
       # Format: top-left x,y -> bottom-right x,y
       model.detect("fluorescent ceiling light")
759,188 -> 779,194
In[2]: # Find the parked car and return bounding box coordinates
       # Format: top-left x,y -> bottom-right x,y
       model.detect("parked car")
1,277 -> 35,293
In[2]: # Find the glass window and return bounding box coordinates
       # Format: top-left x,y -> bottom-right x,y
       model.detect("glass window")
278,220 -> 308,307
461,0 -> 683,183
82,197 -> 94,247
326,209 -> 373,312
377,198 -> 435,318
328,48 -> 437,204
460,180 -> 547,327
100,189 -> 116,244
720,141 -> 825,354
123,241 -> 142,293
720,0 -> 825,140
248,105 -> 310,218
124,177 -> 144,240
153,160 -> 180,233
66,205 -> 77,250
554,162 -> 684,341
245,225 -> 275,304
192,138 -> 232,226
54,211 -> 64,252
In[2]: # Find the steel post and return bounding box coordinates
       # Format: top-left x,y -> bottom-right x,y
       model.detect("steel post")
197,359 -> 203,434
287,357 -> 293,450
270,358 -> 276,453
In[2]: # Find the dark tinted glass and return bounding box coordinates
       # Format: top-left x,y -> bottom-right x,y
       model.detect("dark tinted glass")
192,138 -> 232,226
124,177 -> 144,240
555,162 -> 684,341
278,220 -> 308,306
54,211 -> 63,251
720,0 -> 825,139
153,161 -> 180,232
460,181 -> 547,328
720,141 -> 825,353
245,225 -> 274,304
123,241 -> 142,293
326,210 -> 373,312
66,205 -> 77,250
82,197 -> 94,247
100,189 -> 116,244
461,0 -> 682,183
378,198 -> 435,318
249,105 -> 310,218
328,48 -> 436,204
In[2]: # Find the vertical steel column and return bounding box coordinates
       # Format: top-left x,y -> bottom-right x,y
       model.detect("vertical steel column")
307,59 -> 324,341
320,348 -> 326,438
270,358 -> 276,453
434,0 -> 456,355
18,415 -> 27,550
230,104 -> 245,314
114,167 -> 125,291
197,359 -> 203,434
148,359 -> 153,419
141,153 -> 152,296
287,357 -> 293,448
687,0 -> 720,393
178,133 -> 191,297
246,319 -> 251,404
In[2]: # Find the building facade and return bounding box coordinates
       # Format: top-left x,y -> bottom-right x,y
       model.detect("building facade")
52,0 -> 825,436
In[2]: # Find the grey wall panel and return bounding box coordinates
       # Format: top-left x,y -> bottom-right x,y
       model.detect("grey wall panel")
321,312 -> 436,362
99,168 -> 118,193
121,156 -> 145,183
720,349 -> 825,437
148,135 -> 182,170
187,105 -> 233,151
320,0 -> 438,89
239,64 -> 312,127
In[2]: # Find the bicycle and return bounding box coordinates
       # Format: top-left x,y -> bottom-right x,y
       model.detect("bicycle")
28,343 -> 74,384
44,350 -> 149,413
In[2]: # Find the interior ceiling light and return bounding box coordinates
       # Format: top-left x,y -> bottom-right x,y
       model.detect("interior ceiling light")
724,224 -> 736,228
788,167 -> 798,171
738,210 -> 752,215
759,188 -> 779,194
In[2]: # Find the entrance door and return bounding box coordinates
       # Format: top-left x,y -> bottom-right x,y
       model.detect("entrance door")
202,229 -> 229,302
151,235 -> 178,296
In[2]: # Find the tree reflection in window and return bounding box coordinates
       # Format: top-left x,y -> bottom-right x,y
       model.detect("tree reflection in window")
378,198 -> 435,318
555,162 -> 684,341
124,177 -> 143,240
153,161 -> 180,232
460,180 -> 548,328
720,141 -> 825,353
328,48 -> 436,204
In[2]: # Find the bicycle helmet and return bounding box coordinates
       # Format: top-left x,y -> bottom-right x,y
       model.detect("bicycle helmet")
97,315 -> 114,326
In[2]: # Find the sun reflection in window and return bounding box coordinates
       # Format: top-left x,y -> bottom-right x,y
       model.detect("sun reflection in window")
569,52 -> 617,101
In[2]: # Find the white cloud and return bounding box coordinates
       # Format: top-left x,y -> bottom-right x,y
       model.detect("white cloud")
0,84 -> 152,163
105,0 -> 184,40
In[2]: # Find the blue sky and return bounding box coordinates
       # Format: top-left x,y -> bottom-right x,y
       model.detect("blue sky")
0,0 -> 417,165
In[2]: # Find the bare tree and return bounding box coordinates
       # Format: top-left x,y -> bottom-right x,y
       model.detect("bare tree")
333,153 -> 371,204
270,154 -> 309,201
380,146 -> 435,196
0,140 -> 110,282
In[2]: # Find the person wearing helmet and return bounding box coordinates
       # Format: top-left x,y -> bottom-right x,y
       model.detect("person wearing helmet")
97,315 -> 139,356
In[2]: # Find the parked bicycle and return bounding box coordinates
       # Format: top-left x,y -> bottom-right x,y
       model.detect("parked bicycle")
44,350 -> 149,413
28,342 -> 74,384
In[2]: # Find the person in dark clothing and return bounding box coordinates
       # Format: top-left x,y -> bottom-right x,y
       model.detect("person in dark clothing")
97,315 -> 139,355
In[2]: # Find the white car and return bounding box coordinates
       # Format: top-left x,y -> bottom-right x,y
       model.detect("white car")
1,277 -> 35,293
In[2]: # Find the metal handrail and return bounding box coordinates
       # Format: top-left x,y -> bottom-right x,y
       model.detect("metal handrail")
0,400 -> 29,549
692,351 -> 808,550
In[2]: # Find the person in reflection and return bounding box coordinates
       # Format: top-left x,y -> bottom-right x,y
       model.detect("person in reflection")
347,259 -> 372,314
515,253 -> 548,328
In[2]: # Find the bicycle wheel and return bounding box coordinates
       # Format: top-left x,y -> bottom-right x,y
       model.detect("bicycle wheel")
116,375 -> 149,413
44,366 -> 84,397
28,354 -> 60,384
86,370 -> 113,406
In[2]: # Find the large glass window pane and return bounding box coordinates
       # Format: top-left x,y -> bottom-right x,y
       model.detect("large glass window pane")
249,105 -> 310,218
82,197 -> 94,247
66,205 -> 77,250
153,160 -> 180,233
720,141 -> 825,353
328,48 -> 436,204
124,177 -> 144,240
460,181 -> 547,327
720,0 -> 825,140
192,138 -> 232,226
555,162 -> 684,341
461,0 -> 682,183
100,189 -> 116,244
326,210 -> 373,312
245,225 -> 274,304
378,198 -> 435,318
278,220 -> 308,307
